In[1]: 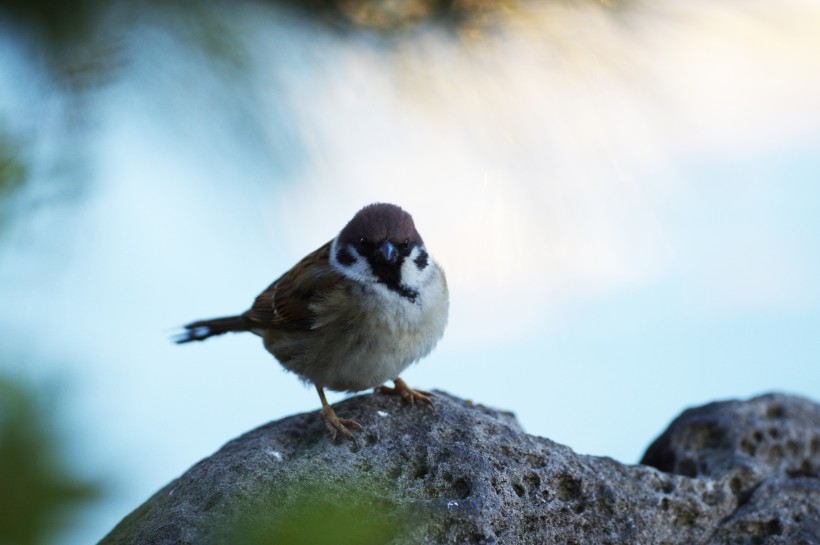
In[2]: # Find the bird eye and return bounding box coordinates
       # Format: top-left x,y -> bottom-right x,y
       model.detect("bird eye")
359,237 -> 367,247
402,239 -> 410,248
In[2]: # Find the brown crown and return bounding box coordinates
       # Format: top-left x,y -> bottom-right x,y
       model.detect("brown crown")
338,203 -> 423,246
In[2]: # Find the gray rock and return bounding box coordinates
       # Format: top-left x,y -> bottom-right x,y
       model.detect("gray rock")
642,393 -> 820,545
100,392 -> 820,545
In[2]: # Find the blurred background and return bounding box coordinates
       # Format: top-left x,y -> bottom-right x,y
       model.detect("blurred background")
1,0 -> 819,543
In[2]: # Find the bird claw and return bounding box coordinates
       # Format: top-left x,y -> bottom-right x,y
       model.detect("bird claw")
321,406 -> 362,448
377,378 -> 434,406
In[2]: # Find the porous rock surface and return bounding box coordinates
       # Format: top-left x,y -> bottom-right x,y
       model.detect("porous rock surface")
100,392 -> 819,544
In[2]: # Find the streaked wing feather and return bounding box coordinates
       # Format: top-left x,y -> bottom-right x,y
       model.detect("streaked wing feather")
244,241 -> 335,331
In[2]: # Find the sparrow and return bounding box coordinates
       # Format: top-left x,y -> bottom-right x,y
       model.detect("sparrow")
175,203 -> 449,446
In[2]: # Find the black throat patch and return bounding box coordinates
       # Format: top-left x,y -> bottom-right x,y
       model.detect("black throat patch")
367,255 -> 418,303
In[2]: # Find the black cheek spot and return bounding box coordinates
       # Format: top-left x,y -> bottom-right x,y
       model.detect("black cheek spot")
413,249 -> 429,270
336,247 -> 356,266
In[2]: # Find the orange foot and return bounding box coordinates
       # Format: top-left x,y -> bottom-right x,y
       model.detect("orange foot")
316,386 -> 362,447
377,377 -> 434,406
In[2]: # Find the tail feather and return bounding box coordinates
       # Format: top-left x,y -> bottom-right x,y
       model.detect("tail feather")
174,315 -> 251,344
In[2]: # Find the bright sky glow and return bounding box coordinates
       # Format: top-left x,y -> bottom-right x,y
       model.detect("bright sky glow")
1,2 -> 819,544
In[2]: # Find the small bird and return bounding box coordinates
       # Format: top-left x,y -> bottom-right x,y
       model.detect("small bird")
176,203 -> 449,446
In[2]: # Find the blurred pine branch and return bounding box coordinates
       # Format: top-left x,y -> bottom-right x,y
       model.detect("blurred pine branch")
0,378 -> 101,545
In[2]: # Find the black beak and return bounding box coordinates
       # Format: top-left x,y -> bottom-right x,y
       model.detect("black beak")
378,240 -> 398,263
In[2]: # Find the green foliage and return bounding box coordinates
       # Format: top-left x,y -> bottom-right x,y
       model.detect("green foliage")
0,378 -> 100,545
234,481 -> 403,545
0,134 -> 26,199
0,0 -> 101,53
0,132 -> 28,234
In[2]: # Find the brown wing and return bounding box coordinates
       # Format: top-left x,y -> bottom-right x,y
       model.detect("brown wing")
243,240 -> 337,331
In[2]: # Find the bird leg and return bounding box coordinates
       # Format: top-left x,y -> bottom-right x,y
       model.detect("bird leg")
377,377 -> 434,406
316,385 -> 362,446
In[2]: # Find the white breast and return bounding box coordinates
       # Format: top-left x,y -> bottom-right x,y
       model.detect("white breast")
294,259 -> 448,392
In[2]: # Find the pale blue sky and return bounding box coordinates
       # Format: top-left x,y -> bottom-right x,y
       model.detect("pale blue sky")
1,3 -> 819,544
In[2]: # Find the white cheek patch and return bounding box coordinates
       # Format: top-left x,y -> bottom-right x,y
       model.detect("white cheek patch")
330,239 -> 435,303
329,238 -> 377,284
401,245 -> 434,292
